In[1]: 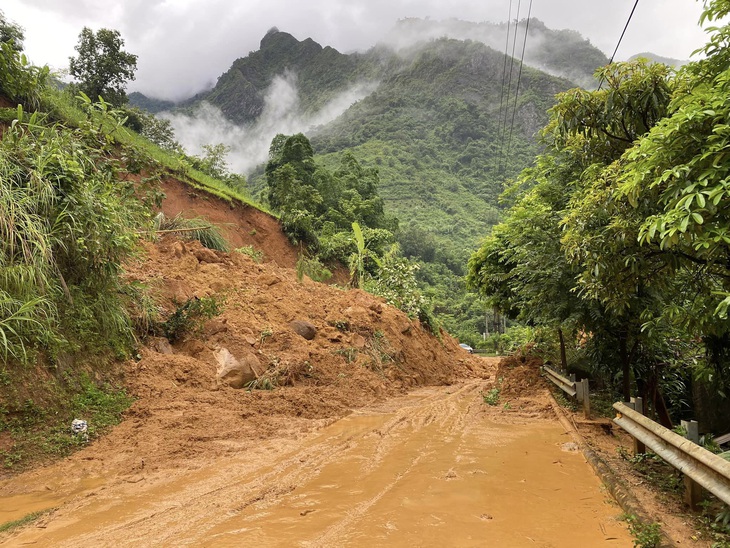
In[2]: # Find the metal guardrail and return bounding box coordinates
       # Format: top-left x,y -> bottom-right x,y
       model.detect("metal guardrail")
542,366 -> 591,418
613,402 -> 730,507
543,365 -> 577,397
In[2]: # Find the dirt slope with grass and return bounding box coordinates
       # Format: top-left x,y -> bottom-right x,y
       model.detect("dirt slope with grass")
158,177 -> 300,269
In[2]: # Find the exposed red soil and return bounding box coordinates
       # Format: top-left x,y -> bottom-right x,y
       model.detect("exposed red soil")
0,95 -> 15,109
105,234 -> 488,472
159,177 -> 299,269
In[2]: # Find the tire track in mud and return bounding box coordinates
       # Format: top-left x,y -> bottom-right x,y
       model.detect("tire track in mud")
1,380 -> 632,547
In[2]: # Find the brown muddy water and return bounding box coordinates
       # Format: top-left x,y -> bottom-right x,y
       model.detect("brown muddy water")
0,381 -> 632,547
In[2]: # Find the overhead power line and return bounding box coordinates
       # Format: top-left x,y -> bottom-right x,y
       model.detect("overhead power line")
506,0 -> 534,164
496,0 -> 515,174
598,0 -> 641,90
497,0 -> 522,174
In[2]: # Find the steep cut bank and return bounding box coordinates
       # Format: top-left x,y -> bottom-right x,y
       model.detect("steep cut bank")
158,176 -> 299,268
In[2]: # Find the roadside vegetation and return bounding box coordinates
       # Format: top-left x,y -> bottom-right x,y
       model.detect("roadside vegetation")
466,2 -> 730,517
0,13 -> 265,470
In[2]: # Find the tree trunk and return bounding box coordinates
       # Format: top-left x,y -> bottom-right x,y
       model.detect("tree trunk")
619,332 -> 631,402
693,333 -> 730,433
557,327 -> 568,371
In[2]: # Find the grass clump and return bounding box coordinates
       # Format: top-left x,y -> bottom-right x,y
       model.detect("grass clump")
0,509 -> 53,534
153,213 -> 230,252
622,514 -> 662,548
482,387 -> 501,406
296,255 -> 332,283
235,245 -> 264,263
334,347 -> 358,364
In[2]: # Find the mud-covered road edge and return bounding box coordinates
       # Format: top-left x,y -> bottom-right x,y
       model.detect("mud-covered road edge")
547,393 -> 674,548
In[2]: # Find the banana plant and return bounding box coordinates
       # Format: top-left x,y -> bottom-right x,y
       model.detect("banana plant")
348,222 -> 381,289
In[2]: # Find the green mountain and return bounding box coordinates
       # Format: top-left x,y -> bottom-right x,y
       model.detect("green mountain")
176,25 -> 607,343
312,37 -> 571,252
128,91 -> 175,113
629,52 -> 687,68
383,17 -> 608,89
186,28 -> 378,125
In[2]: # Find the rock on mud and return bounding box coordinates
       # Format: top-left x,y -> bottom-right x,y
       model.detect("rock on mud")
289,320 -> 317,340
214,347 -> 259,389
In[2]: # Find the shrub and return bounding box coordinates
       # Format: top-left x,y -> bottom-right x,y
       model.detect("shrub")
0,42 -> 49,110
296,255 -> 332,282
161,295 -> 225,343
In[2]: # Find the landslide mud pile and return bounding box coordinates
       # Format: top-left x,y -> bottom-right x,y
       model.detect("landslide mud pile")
113,237 -> 485,470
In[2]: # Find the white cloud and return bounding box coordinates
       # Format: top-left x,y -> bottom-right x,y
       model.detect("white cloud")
164,72 -> 377,174
1,0 -> 712,101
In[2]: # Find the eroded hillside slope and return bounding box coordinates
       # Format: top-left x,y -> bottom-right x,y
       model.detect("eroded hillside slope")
110,233 -> 486,471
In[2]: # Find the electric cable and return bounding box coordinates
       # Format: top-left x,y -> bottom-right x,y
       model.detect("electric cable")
496,0 -> 514,174
597,0 -> 640,90
506,0 -> 534,162
498,0 -> 522,174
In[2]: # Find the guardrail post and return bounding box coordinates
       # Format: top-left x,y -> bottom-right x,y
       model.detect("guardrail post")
630,397 -> 646,455
581,379 -> 590,419
681,419 -> 704,509
613,402 -> 730,507
575,378 -> 584,403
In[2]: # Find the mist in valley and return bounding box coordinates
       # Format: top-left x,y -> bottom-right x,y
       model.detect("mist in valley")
381,18 -> 603,88
162,72 -> 378,175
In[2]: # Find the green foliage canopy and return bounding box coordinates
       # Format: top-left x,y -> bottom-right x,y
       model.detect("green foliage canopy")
69,27 -> 138,107
265,133 -> 396,252
468,58 -> 677,402
469,1 -> 730,421
0,10 -> 23,51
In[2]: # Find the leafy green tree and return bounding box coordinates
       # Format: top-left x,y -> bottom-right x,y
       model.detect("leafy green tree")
69,27 -> 138,106
470,59 -> 675,405
603,0 -> 730,428
0,43 -> 49,110
470,2 -> 730,428
547,60 -> 675,404
0,10 -> 24,51
468,153 -> 589,369
265,133 -> 396,250
399,224 -> 437,262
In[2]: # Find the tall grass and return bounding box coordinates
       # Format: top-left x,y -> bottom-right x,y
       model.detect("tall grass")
0,105 -> 145,361
153,213 -> 230,252
41,88 -> 271,214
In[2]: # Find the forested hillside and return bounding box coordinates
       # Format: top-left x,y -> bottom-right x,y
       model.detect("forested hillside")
169,26 -> 595,342
383,17 -> 608,89
185,29 -> 377,125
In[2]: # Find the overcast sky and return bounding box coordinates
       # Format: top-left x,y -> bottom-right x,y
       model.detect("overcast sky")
3,0 -> 712,101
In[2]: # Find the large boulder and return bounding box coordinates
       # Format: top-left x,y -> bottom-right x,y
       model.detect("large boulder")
214,347 -> 259,389
290,320 -> 317,340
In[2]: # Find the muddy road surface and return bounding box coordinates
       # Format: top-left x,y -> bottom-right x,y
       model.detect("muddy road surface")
0,379 -> 631,547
